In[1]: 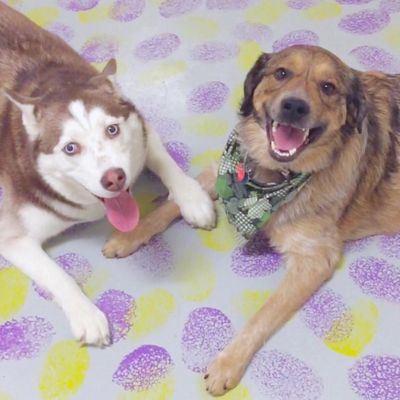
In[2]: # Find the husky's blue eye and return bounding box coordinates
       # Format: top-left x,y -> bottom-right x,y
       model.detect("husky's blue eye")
63,142 -> 80,155
106,124 -> 120,137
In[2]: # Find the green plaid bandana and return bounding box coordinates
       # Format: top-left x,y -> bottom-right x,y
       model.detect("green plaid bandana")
215,129 -> 311,240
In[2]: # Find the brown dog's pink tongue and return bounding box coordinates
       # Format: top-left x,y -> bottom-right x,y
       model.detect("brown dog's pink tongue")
273,125 -> 305,151
103,191 -> 140,233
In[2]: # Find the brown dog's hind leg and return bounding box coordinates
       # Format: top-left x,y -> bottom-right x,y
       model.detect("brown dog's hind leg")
102,163 -> 218,258
205,251 -> 338,396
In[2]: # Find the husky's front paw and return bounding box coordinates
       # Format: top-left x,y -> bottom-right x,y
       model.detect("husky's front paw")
172,178 -> 216,229
64,298 -> 110,347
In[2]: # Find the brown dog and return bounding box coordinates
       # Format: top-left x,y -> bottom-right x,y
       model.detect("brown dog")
103,45 -> 400,395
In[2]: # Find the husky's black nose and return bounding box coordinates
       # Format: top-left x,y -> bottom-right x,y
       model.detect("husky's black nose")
279,97 -> 310,123
101,168 -> 126,192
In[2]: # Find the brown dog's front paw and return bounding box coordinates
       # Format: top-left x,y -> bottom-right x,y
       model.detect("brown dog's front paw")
102,229 -> 149,258
204,351 -> 247,396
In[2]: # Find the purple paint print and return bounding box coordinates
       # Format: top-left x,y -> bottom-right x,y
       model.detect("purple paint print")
273,30 -> 319,52
129,235 -> 174,277
191,42 -> 238,62
233,23 -> 272,42
159,0 -> 202,18
149,117 -> 182,140
339,9 -> 390,35
250,350 -> 323,400
336,0 -> 373,4
47,23 -> 74,43
34,253 -> 92,300
287,0 -> 315,9
380,0 -> 400,13
206,0 -> 252,10
165,141 -> 191,172
379,233 -> 400,258
95,289 -> 134,343
113,345 -> 173,390
350,46 -> 400,74
58,0 -> 100,11
349,257 -> 400,302
344,236 -> 374,253
134,33 -> 180,61
0,317 -> 54,360
110,0 -> 145,21
80,36 -> 119,63
181,307 -> 234,373
231,232 -> 282,277
187,81 -> 229,113
349,355 -> 400,400
301,288 -> 352,340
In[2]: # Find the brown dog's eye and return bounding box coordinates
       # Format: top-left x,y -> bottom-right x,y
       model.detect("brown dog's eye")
321,82 -> 336,96
274,68 -> 288,81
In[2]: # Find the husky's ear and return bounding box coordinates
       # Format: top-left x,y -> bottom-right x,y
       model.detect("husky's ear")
240,52 -> 271,117
101,58 -> 117,77
3,89 -> 42,140
88,59 -> 118,93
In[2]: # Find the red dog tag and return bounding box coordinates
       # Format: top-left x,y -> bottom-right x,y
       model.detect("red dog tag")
236,163 -> 245,182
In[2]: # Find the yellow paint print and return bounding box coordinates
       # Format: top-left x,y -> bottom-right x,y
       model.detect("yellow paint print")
83,270 -> 109,299
237,290 -> 271,318
136,191 -> 160,217
129,289 -> 176,340
179,17 -> 220,40
304,2 -> 342,20
79,4 -> 112,24
246,0 -> 287,25
175,252 -> 216,301
191,149 -> 222,169
384,26 -> 400,53
237,42 -> 264,71
197,203 -> 237,252
39,340 -> 90,400
139,61 -> 187,85
26,7 -> 60,27
118,375 -> 175,400
230,85 -> 243,111
324,300 -> 379,357
0,267 -> 29,321
0,391 -> 12,400
336,256 -> 346,271
188,116 -> 229,137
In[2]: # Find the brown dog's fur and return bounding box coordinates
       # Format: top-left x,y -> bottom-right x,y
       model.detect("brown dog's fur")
103,45 -> 400,395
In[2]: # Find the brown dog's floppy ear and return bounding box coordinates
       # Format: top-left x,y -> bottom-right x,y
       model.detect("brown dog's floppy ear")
342,75 -> 367,135
240,52 -> 271,117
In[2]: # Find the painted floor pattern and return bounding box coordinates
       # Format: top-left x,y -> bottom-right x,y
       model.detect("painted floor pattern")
0,0 -> 400,399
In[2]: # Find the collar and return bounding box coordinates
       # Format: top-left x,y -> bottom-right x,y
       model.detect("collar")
215,129 -> 311,239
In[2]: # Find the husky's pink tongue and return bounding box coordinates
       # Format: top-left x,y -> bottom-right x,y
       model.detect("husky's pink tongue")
272,124 -> 305,151
103,191 -> 140,233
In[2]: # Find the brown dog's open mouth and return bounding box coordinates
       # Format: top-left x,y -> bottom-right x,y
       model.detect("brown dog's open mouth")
267,120 -> 324,161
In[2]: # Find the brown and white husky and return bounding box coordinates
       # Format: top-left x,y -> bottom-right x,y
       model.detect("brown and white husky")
0,3 -> 215,346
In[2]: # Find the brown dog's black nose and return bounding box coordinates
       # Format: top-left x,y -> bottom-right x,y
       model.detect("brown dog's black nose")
101,168 -> 126,192
280,97 -> 310,123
